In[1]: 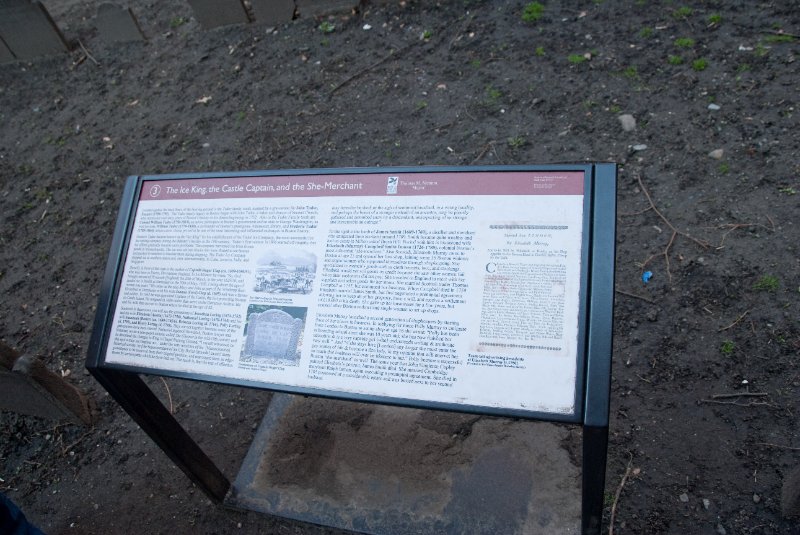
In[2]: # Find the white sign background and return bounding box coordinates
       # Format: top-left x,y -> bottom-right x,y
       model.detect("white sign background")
105,171 -> 586,415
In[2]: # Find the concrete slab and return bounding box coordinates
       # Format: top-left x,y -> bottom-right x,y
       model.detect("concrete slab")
186,0 -> 249,29
249,0 -> 294,25
96,3 -> 145,43
0,0 -> 68,60
0,35 -> 15,63
229,394 -> 581,534
295,0 -> 359,18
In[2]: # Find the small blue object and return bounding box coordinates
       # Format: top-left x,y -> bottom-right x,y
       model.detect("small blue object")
642,271 -> 653,284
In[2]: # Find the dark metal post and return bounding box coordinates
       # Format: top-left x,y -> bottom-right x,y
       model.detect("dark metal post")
582,163 -> 617,534
582,425 -> 609,534
90,367 -> 230,502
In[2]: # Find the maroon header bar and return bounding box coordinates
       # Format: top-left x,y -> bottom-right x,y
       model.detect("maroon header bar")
139,171 -> 584,201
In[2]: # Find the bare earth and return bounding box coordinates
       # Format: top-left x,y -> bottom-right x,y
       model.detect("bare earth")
1,1 -> 799,534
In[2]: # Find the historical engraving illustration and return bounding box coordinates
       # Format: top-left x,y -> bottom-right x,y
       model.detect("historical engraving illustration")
253,248 -> 316,295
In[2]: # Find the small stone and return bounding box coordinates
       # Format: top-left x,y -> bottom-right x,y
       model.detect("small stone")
753,493 -> 761,503
708,149 -> 724,159
708,103 -> 721,111
632,144 -> 647,152
703,498 -> 711,509
696,256 -> 706,265
716,524 -> 727,535
679,492 -> 689,503
618,114 -> 636,132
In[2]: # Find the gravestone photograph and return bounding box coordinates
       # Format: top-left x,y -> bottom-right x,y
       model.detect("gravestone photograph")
242,307 -> 305,364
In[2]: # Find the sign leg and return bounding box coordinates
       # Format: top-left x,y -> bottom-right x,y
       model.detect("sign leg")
582,425 -> 608,535
90,368 -> 230,501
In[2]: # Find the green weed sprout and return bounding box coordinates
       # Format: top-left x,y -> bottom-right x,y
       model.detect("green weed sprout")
672,6 -> 693,18
507,136 -> 526,149
753,275 -> 779,292
522,2 -> 545,23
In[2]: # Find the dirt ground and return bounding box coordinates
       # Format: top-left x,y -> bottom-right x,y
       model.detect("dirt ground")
1,0 -> 799,533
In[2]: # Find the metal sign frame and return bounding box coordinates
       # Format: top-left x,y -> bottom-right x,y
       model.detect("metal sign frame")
86,164 -> 616,534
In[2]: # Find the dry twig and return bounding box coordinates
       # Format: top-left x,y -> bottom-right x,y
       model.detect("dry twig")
718,310 -> 751,332
160,377 -> 174,414
615,288 -> 656,304
609,452 -> 634,535
471,141 -> 495,164
77,40 -> 99,66
764,30 -> 800,38
0,475 -> 18,492
699,399 -> 773,407
635,174 -> 710,280
61,431 -> 92,456
329,44 -> 412,95
710,392 -> 768,399
713,222 -> 774,248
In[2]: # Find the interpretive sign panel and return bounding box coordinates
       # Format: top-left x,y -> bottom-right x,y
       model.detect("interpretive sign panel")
96,167 -> 594,419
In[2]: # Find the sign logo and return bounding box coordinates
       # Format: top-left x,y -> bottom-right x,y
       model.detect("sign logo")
149,185 -> 161,198
386,176 -> 398,195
